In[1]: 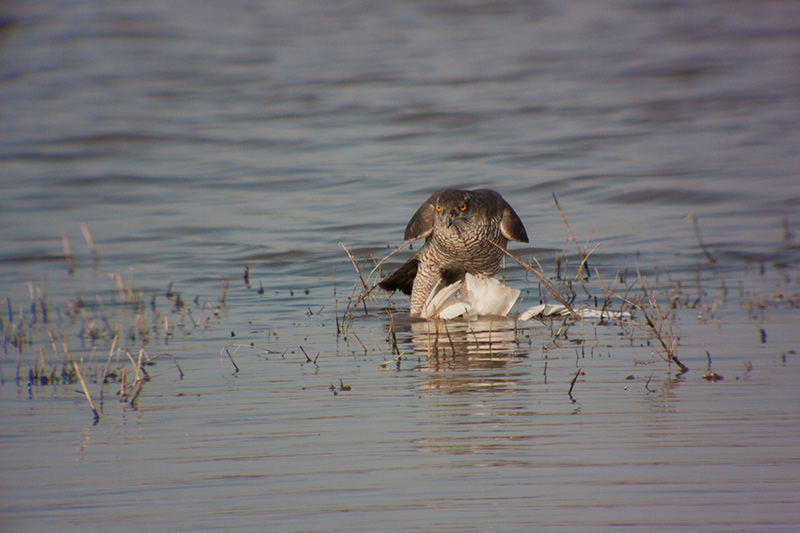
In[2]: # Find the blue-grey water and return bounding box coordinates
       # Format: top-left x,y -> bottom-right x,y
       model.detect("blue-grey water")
2,1 -> 800,531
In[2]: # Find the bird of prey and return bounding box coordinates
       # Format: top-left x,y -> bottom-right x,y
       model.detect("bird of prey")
378,188 -> 528,316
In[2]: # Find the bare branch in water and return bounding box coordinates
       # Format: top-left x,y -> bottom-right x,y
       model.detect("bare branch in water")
618,268 -> 689,373
552,193 -> 592,280
80,222 -> 100,264
72,362 -> 100,425
489,242 -> 581,320
221,347 -> 240,373
684,213 -> 716,272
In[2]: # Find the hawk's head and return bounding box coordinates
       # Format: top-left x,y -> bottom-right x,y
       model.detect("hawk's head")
433,190 -> 474,229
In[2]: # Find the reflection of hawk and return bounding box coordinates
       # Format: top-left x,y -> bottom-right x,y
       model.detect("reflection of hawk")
379,189 -> 528,316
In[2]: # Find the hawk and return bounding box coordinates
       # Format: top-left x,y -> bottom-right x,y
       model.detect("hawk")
378,188 -> 528,316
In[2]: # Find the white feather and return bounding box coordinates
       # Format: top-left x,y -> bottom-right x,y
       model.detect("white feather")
418,275 -> 632,322
519,304 -> 631,321
420,274 -> 520,320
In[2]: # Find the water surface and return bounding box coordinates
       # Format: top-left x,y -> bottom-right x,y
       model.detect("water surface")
1,0 -> 799,531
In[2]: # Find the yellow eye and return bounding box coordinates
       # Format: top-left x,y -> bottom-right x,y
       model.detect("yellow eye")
436,205 -> 442,212
459,203 -> 467,211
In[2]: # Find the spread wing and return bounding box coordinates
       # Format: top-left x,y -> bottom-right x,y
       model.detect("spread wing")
474,189 -> 529,243
403,189 -> 447,241
378,255 -> 419,295
500,205 -> 528,243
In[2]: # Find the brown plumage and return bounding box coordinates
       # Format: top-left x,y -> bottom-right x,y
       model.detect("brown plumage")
379,188 -> 528,316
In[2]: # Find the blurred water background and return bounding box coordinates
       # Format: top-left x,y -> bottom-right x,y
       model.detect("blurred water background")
1,0 -> 799,531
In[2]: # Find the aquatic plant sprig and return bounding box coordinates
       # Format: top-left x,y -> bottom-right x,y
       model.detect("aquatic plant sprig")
72,361 -> 100,425
489,243 -> 581,320
552,193 -> 599,281
618,268 -> 689,373
6,273 -> 222,424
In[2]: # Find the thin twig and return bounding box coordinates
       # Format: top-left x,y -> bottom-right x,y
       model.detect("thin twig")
568,367 -> 582,396
576,242 -> 601,281
351,331 -> 368,356
339,242 -> 368,290
219,279 -> 229,309
101,335 -> 118,383
379,352 -> 404,367
153,352 -> 185,380
339,243 -> 371,316
443,319 -> 456,356
684,213 -> 716,271
365,240 -> 412,286
62,233 -> 74,275
80,222 -> 100,264
72,362 -> 100,425
618,268 -> 689,372
299,345 -> 312,363
222,347 -> 240,373
388,311 -> 400,355
489,242 -> 581,320
552,193 -> 589,278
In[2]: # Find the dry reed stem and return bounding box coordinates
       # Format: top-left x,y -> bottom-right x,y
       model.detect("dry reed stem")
463,313 -> 482,349
431,313 -> 441,355
443,320 -> 456,355
298,345 -> 319,366
222,347 -> 240,373
552,193 -> 590,279
101,335 -> 118,383
154,352 -> 184,379
684,213 -> 717,271
128,381 -> 144,409
232,343 -> 280,354
118,368 -> 126,398
379,352 -> 404,367
387,311 -> 400,355
339,243 -> 372,318
72,361 -> 100,425
350,331 -> 368,356
369,330 -> 385,356
568,367 -> 582,396
62,233 -> 74,275
618,268 -> 689,373
333,266 -> 341,335
219,279 -> 229,308
123,350 -> 140,378
489,243 -> 581,320
364,240 -> 412,287
80,222 -> 100,263
577,242 -> 602,281
339,242 -> 369,291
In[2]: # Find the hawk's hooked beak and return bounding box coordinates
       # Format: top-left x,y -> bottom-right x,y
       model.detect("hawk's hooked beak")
443,212 -> 457,228
439,207 -> 463,229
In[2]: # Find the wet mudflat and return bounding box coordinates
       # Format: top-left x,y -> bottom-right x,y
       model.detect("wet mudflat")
2,0 -> 800,531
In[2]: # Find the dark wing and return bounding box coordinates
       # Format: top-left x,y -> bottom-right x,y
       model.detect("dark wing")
500,205 -> 528,243
378,255 -> 419,295
381,190 -> 447,294
403,189 -> 447,241
474,189 -> 529,243
378,256 -> 464,296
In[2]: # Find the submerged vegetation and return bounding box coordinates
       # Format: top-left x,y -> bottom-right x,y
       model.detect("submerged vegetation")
2,255 -> 224,424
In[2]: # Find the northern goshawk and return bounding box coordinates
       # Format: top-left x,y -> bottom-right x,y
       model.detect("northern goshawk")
378,188 -> 528,316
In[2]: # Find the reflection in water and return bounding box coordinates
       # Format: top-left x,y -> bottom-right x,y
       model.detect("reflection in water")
399,317 -> 529,392
641,372 -> 687,414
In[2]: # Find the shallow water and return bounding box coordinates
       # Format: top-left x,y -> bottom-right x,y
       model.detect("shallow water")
2,0 -> 800,531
